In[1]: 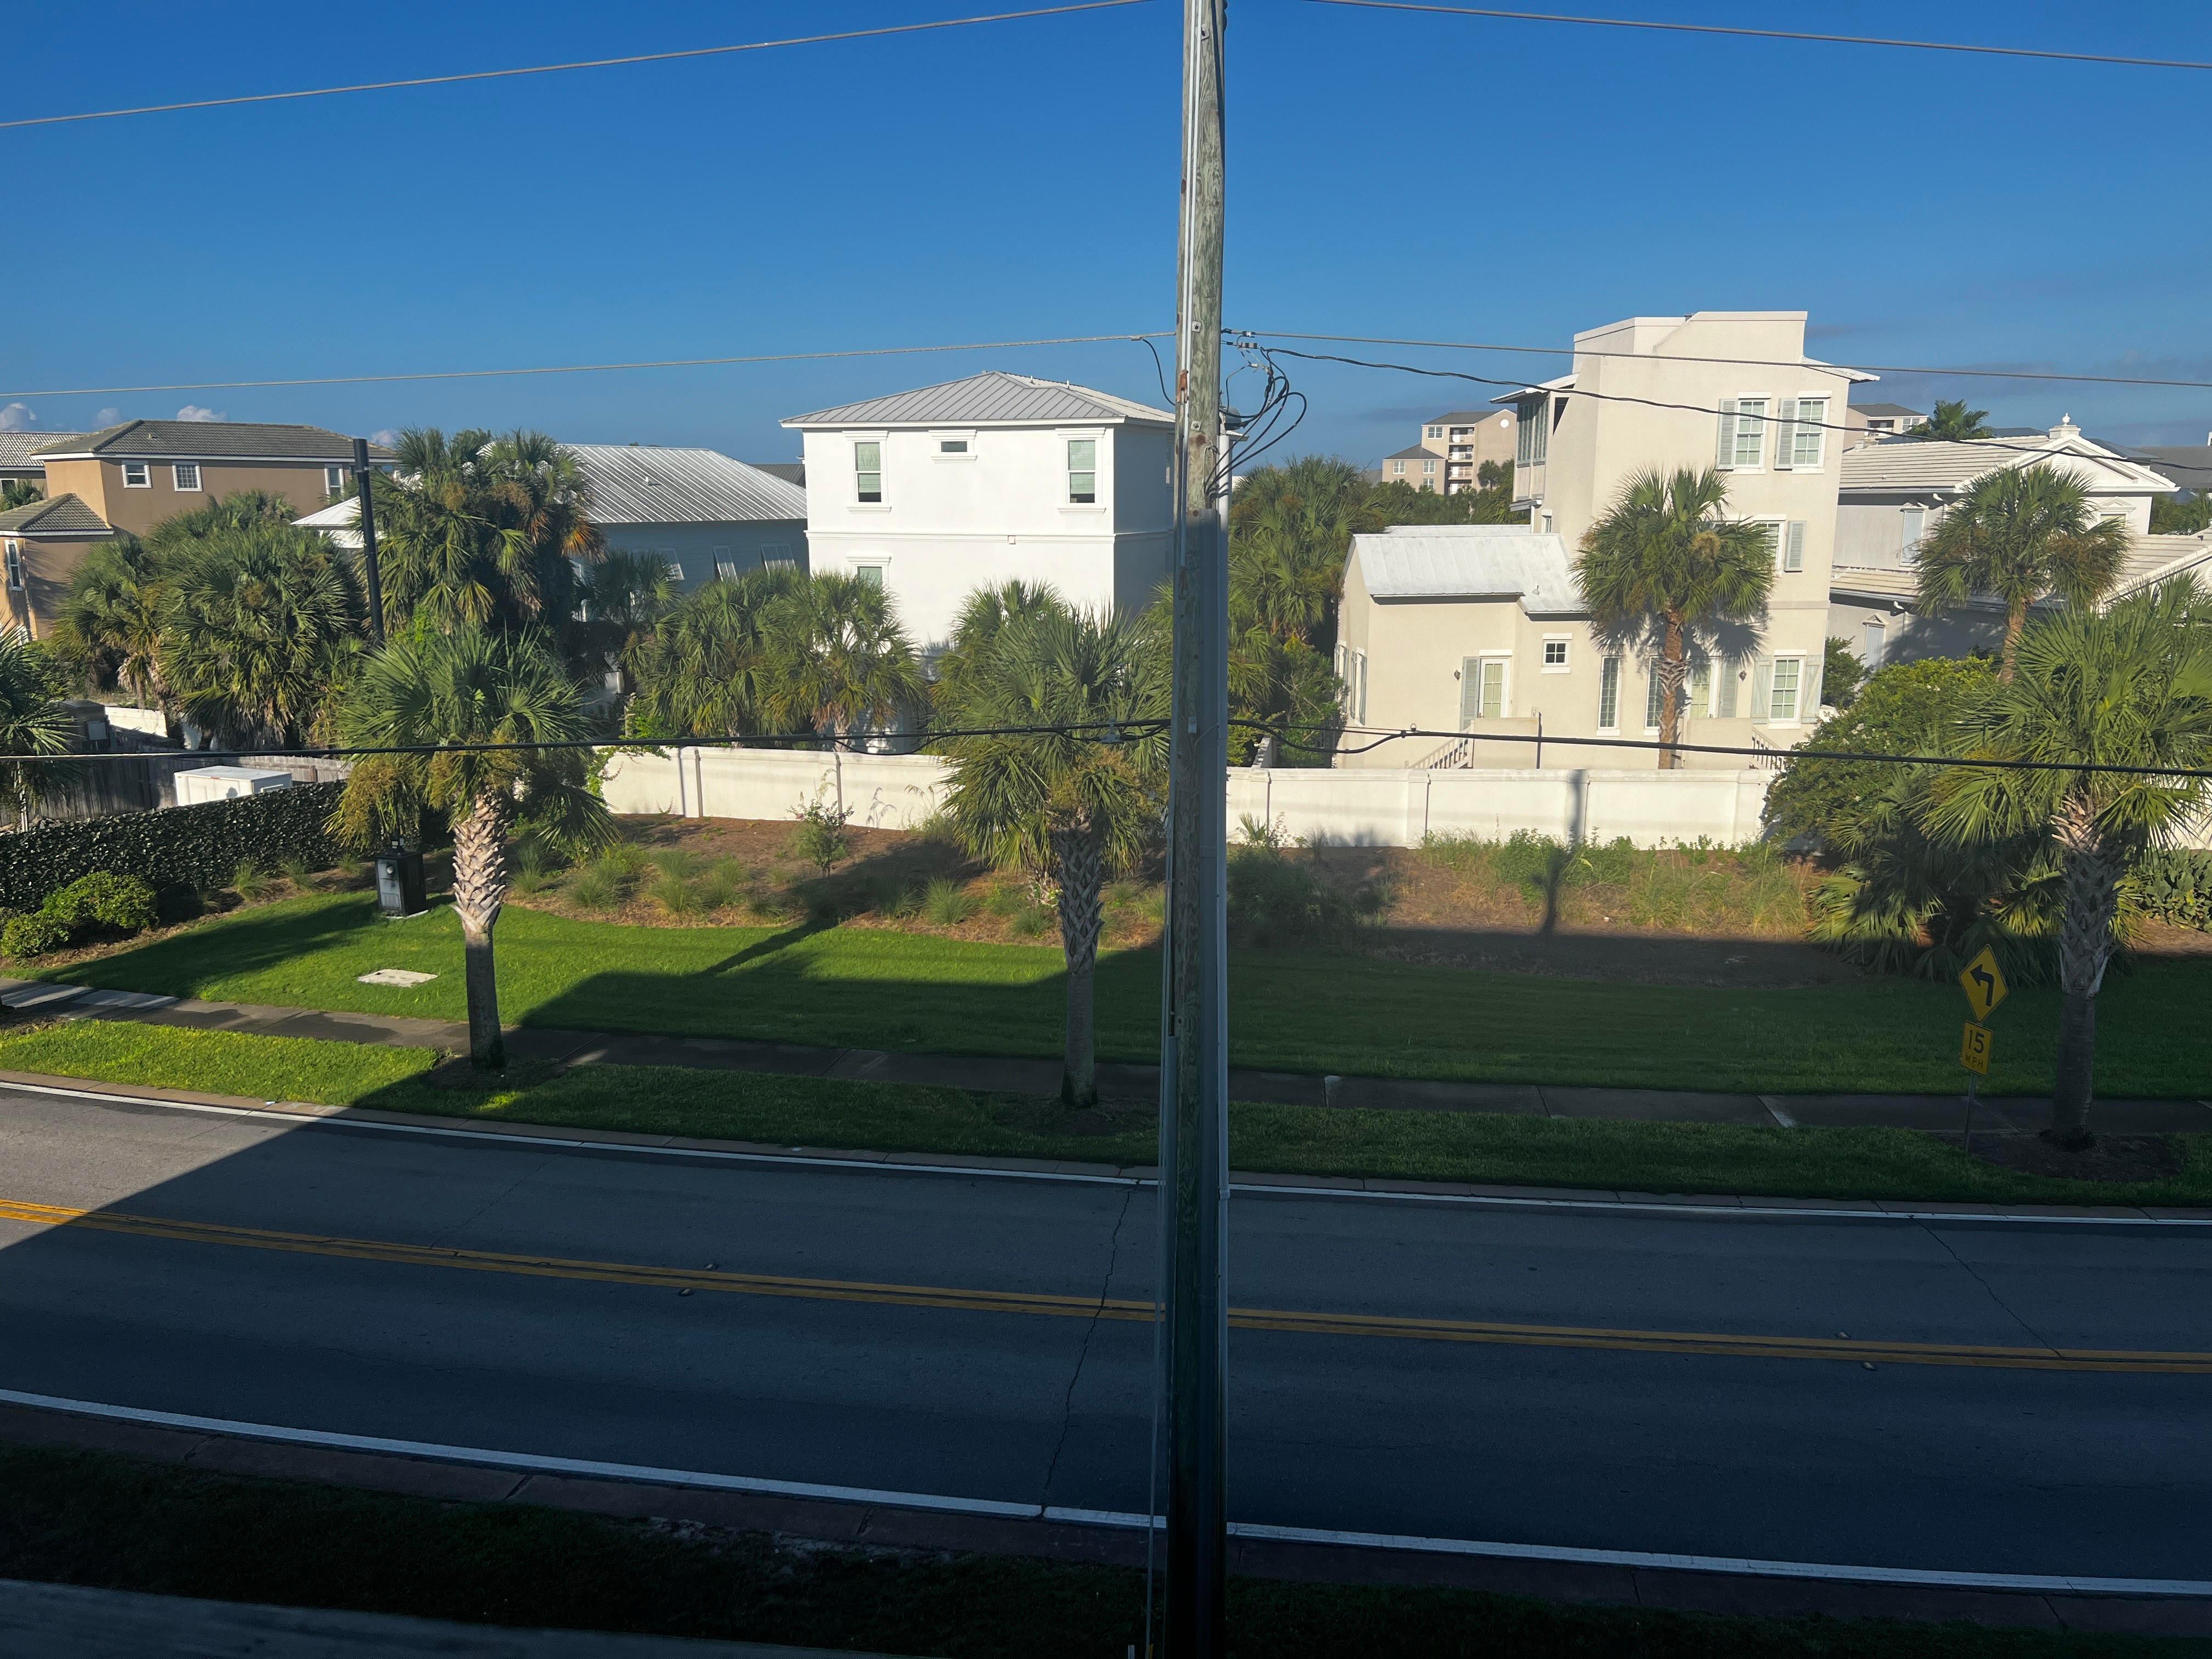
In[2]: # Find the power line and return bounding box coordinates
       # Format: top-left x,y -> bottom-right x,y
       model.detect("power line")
1234,329 -> 2212,394
0,2 -> 1153,132
0,333 -> 1173,402
1302,0 -> 2212,73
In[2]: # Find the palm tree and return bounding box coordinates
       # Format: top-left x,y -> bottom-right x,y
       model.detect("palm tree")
53,534 -> 170,708
145,489 -> 301,553
159,525 -> 363,746
583,550 -> 677,697
628,567 -> 799,738
929,579 -> 1060,715
762,573 -> 925,747
1915,466 -> 2130,682
1228,456 -> 1379,648
1921,581 -> 2212,1148
1,479 -> 41,512
331,629 -> 611,1067
1916,399 -> 1994,442
938,598 -> 1167,1107
369,429 -> 603,653
1575,467 -> 1775,767
1228,625 -> 1339,766
0,630 -> 75,829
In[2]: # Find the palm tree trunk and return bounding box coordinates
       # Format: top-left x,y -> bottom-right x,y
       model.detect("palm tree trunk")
2049,796 -> 2119,1149
450,791 -> 514,1069
1999,599 -> 2028,684
1656,614 -> 1688,770
1052,821 -> 1104,1109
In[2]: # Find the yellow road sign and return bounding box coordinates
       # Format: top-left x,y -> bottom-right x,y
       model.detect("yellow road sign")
1959,946 -> 2009,1022
1960,1022 -> 1993,1076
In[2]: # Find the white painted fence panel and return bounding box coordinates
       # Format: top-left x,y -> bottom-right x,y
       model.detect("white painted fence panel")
601,748 -> 1775,848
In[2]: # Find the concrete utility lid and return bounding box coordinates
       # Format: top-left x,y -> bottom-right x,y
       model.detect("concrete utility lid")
356,969 -> 436,988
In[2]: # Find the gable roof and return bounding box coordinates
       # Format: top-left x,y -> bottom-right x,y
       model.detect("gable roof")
1380,444 -> 1434,461
2132,445 -> 2212,494
1851,402 -> 1923,420
1422,410 -> 1498,425
1839,433 -> 2175,496
561,445 -> 805,524
0,493 -> 113,538
0,432 -> 85,471
31,420 -> 393,465
1350,526 -> 1579,614
783,371 -> 1173,430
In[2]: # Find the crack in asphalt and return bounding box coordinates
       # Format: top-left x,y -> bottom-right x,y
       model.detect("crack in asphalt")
1918,1222 -> 2062,1353
1040,1182 -> 1143,1509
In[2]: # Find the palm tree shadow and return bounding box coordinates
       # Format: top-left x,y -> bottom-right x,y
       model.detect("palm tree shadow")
702,919 -> 835,977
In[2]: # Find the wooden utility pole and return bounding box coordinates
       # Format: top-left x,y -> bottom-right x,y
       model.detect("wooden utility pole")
1159,0 -> 1228,1654
352,436 -> 386,646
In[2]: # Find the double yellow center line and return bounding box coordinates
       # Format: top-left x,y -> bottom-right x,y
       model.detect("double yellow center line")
5,1197 -> 2207,1374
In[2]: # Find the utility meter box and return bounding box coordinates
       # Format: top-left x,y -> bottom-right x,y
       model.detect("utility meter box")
374,845 -> 427,918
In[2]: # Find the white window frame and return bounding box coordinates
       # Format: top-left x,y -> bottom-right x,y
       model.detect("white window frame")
1463,653 -> 1510,723
1515,396 -> 1548,468
665,561 -> 686,582
1425,425 -> 1443,440
1900,506 -> 1927,563
1421,458 -> 1436,476
1596,655 -> 1621,732
121,462 -> 150,488
852,437 -> 885,507
172,462 -> 201,492
1768,653 -> 1806,725
1064,435 -> 1100,506
1540,635 -> 1570,673
1391,459 -> 1406,476
1718,396 -> 1768,472
1790,394 -> 1829,470
852,561 -> 888,589
3,540 -> 20,592
713,546 -> 737,580
324,465 -> 348,495
933,432 -> 976,460
1861,618 -> 1886,672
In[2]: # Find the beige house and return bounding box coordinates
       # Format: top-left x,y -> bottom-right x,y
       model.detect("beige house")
0,493 -> 115,639
1378,443 -> 1443,491
1338,311 -> 1866,771
1418,409 -> 1517,493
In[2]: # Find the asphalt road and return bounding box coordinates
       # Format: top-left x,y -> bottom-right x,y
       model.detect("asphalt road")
2,1084 -> 2209,1583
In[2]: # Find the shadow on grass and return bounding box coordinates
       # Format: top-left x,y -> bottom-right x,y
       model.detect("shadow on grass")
41,891 -> 431,1000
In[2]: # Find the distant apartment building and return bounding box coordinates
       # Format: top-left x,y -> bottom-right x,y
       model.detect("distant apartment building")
1337,311 -> 1865,770
1420,408 -> 1517,492
1,420 -> 388,639
1842,401 -> 1927,447
1378,444 -> 1443,490
781,370 -> 1174,652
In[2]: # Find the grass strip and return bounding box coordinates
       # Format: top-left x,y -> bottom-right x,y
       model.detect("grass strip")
37,889 -> 2212,1097
0,1442 -> 2200,1659
4,1022 -> 2209,1208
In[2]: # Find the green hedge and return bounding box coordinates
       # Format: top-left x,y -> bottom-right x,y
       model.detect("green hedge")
0,781 -> 349,912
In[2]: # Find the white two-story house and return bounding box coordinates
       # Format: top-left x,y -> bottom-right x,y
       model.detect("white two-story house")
1335,311 -> 1869,769
780,371 -> 1175,652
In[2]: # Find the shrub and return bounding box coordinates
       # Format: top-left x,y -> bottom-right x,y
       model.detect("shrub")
44,872 -> 159,934
647,873 -> 699,917
1008,901 -> 1050,938
2,912 -> 72,959
650,848 -> 703,882
231,860 -> 273,901
698,865 -> 744,912
1227,844 -> 1373,948
2131,848 -> 2212,931
922,877 -> 974,926
278,855 -> 319,889
789,791 -> 853,876
566,865 -> 625,913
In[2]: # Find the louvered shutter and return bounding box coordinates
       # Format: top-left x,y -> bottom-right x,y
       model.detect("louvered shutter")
1784,521 -> 1807,573
1717,656 -> 1739,719
1804,655 -> 1825,716
1773,399 -> 1798,470
1459,657 -> 1481,728
1716,399 -> 1739,470
1750,658 -> 1773,725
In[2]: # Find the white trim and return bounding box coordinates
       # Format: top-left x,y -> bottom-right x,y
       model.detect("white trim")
1728,395 -> 1769,472
172,462 -> 202,493
932,432 -> 977,460
1539,634 -> 1571,673
3,1388 -> 2208,1597
1767,651 -> 1807,726
120,462 -> 150,488
1791,392 -> 1830,471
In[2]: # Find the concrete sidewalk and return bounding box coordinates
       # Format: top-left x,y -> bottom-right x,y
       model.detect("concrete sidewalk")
8,977 -> 2211,1134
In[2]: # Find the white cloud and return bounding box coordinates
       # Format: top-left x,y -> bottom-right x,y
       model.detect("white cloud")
0,403 -> 31,432
371,428 -> 401,449
175,404 -> 224,422
94,408 -> 121,427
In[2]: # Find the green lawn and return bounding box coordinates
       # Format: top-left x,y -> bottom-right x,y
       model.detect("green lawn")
8,1444 -> 2196,1659
32,889 -> 2212,1096
7,1022 -> 2209,1207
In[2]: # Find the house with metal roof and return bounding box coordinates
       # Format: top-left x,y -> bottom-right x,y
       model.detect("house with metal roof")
1827,419 -> 2179,669
296,443 -> 809,591
780,370 -> 1175,651
0,492 -> 115,640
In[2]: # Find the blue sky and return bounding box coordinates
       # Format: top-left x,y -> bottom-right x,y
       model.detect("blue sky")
4,1 -> 2209,464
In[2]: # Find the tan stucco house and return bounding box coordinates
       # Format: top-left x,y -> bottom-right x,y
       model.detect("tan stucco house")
0,493 -> 115,639
1337,311 -> 1866,771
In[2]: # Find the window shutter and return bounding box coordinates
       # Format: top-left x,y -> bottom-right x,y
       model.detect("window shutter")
1750,658 -> 1773,725
1773,399 -> 1797,470
1804,656 -> 1825,715
1717,656 -> 1739,719
1784,521 -> 1807,573
1716,399 -> 1739,470
1459,657 -> 1482,728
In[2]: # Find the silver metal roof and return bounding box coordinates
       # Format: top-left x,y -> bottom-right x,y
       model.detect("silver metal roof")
783,371 -> 1173,430
1351,526 -> 1581,614
563,444 -> 805,525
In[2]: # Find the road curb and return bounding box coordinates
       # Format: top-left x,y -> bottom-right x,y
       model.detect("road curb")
0,1397 -> 2205,1636
7,1069 -> 2211,1225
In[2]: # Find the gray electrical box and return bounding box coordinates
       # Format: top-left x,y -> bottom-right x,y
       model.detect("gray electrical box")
375,845 -> 427,918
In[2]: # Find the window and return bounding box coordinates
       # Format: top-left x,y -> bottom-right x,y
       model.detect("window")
1426,425 -> 1443,440
173,463 -> 201,492
1461,656 -> 1508,724
1862,618 -> 1886,671
1338,646 -> 1367,722
1542,638 -> 1569,670
1515,396 -> 1548,467
1781,521 -> 1806,573
714,548 -> 737,580
324,465 -> 348,495
665,561 -> 686,582
1689,654 -> 1712,716
122,463 -> 150,488
1391,460 -> 1406,476
3,541 -> 19,592
1066,438 -> 1098,504
1901,507 -> 1926,562
1791,397 -> 1828,468
854,441 -> 882,504
855,565 -> 885,590
1597,655 -> 1621,731
1717,398 -> 1767,470
1645,662 -> 1666,729
938,437 -> 970,455
759,542 -> 792,567
1421,459 -> 1435,476
1769,655 -> 1803,723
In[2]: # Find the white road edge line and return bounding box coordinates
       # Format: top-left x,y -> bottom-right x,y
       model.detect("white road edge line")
7,1077 -> 2209,1228
3,1388 -> 2205,1600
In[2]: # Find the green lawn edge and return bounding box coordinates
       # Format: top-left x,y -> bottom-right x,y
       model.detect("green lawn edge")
7,1022 -> 2208,1209
5,1443 -> 2198,1659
